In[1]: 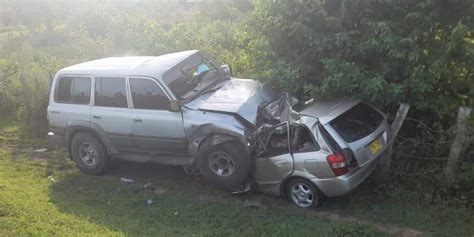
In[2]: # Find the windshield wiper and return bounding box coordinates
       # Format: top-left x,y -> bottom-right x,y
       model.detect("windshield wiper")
191,76 -> 229,99
194,85 -> 222,98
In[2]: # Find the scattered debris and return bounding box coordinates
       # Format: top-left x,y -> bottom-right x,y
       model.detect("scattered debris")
242,195 -> 265,209
120,177 -> 135,183
143,182 -> 152,189
231,183 -> 251,195
242,199 -> 263,209
153,188 -> 167,195
47,176 -> 57,183
198,194 -> 210,201
146,199 -> 156,205
34,148 -> 48,153
183,166 -> 201,176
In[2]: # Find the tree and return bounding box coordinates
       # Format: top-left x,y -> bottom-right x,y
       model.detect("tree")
252,0 -> 473,122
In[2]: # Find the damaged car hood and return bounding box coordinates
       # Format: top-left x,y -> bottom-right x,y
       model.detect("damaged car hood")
184,78 -> 278,126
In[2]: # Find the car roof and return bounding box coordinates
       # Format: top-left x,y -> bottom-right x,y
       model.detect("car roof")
298,98 -> 361,125
57,50 -> 198,79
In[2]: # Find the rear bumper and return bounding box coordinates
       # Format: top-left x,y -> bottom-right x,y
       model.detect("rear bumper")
311,158 -> 379,197
48,132 -> 66,147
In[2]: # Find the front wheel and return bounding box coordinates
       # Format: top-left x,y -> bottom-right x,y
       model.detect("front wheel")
286,178 -> 320,208
197,141 -> 250,189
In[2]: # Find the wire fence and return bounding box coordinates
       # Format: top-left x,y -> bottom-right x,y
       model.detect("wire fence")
390,114 -> 473,177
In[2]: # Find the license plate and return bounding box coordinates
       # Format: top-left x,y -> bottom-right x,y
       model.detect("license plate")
368,139 -> 382,155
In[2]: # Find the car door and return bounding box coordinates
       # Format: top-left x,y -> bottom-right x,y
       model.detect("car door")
128,77 -> 187,155
254,122 -> 294,184
91,76 -> 133,150
291,124 -> 334,178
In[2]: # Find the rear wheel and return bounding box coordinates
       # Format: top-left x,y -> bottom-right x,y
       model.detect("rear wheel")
286,178 -> 320,208
197,141 -> 250,189
71,132 -> 109,174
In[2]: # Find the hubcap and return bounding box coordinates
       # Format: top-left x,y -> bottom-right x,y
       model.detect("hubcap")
290,183 -> 314,208
79,142 -> 98,167
208,151 -> 235,177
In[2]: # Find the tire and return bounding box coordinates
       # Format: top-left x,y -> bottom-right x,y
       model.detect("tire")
197,141 -> 250,189
286,178 -> 320,208
70,132 -> 109,174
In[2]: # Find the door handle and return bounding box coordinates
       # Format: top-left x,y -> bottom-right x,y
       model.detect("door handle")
50,111 -> 60,114
92,115 -> 101,119
275,160 -> 289,167
133,118 -> 143,123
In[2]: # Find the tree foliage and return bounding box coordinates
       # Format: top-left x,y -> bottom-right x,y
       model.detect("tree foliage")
0,0 -> 472,129
253,0 -> 473,122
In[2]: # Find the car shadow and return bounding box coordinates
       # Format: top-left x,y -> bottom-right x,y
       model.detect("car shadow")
48,159 -> 293,235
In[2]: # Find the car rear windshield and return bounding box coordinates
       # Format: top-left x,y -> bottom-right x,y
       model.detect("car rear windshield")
329,103 -> 383,143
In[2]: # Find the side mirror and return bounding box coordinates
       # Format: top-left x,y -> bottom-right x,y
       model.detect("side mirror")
221,64 -> 232,77
169,100 -> 181,112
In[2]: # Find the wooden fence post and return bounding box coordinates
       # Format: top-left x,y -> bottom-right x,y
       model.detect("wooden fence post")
444,107 -> 472,187
375,103 -> 409,181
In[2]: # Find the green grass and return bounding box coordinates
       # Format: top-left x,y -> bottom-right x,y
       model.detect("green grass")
321,182 -> 474,237
0,125 -> 383,236
0,150 -> 382,237
1,121 -> 473,236
0,121 -> 19,144
0,151 -> 120,236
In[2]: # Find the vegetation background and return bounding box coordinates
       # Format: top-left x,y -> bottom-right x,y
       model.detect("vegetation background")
0,0 -> 472,206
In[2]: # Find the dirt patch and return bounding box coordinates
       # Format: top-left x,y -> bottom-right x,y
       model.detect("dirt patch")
97,160 -> 427,237
310,211 -> 426,237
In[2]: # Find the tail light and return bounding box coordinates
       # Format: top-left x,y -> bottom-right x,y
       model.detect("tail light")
341,148 -> 358,168
326,153 -> 349,176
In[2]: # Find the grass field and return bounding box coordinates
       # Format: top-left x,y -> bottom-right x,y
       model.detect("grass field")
0,149 -> 386,237
0,122 -> 472,236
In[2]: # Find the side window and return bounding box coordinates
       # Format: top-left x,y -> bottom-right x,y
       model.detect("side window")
262,123 -> 290,157
55,76 -> 91,105
95,77 -> 128,108
291,125 -> 320,152
130,78 -> 170,110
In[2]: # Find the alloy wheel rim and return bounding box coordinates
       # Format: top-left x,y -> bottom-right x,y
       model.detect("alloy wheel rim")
79,142 -> 98,167
290,183 -> 314,208
208,151 -> 235,177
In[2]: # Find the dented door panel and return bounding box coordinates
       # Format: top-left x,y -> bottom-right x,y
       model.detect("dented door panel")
292,150 -> 334,179
254,122 -> 294,185
254,153 -> 294,184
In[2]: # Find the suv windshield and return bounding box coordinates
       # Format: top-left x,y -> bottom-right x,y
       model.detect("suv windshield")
167,54 -> 223,99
